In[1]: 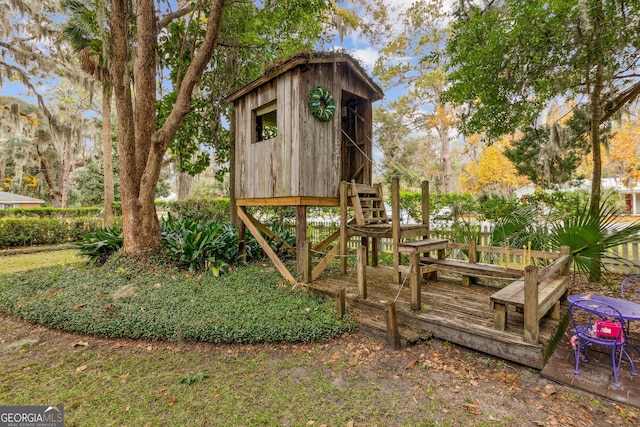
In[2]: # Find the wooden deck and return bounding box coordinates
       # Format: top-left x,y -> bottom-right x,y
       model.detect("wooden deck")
310,265 -> 568,369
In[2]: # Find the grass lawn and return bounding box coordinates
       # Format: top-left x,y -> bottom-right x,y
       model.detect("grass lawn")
0,249 -> 81,274
1,250 -> 638,426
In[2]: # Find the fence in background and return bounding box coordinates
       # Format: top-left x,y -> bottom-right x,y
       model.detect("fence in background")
303,220 -> 640,275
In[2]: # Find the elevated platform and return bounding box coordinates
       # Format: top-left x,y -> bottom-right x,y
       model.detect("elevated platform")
310,265 -> 568,369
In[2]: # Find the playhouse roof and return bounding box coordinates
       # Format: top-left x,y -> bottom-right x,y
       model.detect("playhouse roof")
226,51 -> 384,103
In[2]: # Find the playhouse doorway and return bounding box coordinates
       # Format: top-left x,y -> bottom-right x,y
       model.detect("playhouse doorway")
341,91 -> 372,185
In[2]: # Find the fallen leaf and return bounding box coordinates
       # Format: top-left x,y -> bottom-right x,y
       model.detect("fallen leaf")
112,343 -> 124,349
544,384 -> 557,396
166,397 -> 176,406
469,380 -> 478,386
330,353 -> 341,360
405,359 -> 419,369
464,403 -> 481,415
307,421 -> 315,425
73,341 -> 89,347
73,303 -> 86,310
214,392 -> 221,398
76,365 -> 88,372
156,387 -> 166,394
349,355 -> 359,366
346,421 -> 355,427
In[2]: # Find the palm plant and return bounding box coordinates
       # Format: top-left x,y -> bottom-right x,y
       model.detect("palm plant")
62,0 -> 115,227
492,196 -> 640,283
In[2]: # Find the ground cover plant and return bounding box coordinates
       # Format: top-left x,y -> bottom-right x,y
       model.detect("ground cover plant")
0,253 -> 355,343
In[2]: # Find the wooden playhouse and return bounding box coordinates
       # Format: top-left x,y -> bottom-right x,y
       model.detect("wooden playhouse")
227,51 -> 572,369
227,51 -> 384,280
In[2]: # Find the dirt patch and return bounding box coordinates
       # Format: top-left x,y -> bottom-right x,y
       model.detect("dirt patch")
1,314 -> 638,426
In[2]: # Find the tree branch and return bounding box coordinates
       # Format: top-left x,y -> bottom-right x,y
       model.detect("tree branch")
157,5 -> 194,30
155,0 -> 226,149
601,80 -> 640,123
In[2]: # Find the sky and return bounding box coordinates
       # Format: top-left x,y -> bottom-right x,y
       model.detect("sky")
0,0 -> 421,104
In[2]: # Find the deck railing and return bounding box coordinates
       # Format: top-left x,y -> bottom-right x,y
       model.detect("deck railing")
303,220 -> 640,274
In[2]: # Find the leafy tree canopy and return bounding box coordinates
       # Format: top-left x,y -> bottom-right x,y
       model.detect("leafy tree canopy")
444,0 -> 640,139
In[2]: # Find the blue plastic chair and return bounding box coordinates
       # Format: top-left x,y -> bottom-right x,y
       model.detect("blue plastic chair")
621,275 -> 640,303
570,299 -> 636,388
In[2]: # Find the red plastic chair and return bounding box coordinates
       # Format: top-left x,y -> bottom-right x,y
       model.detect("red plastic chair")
570,299 -> 636,387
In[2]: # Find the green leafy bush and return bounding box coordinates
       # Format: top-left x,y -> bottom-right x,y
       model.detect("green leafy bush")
0,207 -> 101,218
164,198 -> 230,222
0,217 -> 105,248
0,255 -> 356,343
73,227 -> 123,265
160,214 -> 269,273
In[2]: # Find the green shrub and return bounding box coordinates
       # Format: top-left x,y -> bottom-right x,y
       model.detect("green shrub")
73,227 -> 123,265
164,198 -> 230,222
0,207 -> 101,219
160,214 -> 267,273
0,217 -> 105,248
0,255 -> 356,343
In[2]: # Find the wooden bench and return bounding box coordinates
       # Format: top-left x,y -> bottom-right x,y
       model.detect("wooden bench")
489,265 -> 570,343
421,257 -> 523,286
396,239 -> 448,310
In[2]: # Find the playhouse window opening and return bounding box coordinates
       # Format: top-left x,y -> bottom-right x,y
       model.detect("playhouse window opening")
255,101 -> 278,142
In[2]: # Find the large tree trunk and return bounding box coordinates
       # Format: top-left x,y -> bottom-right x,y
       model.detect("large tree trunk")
229,108 -> 237,226
36,147 -> 63,207
437,124 -> 452,193
177,172 -> 193,200
110,0 -> 226,254
589,64 -> 603,218
102,84 -> 115,227
60,138 -> 72,208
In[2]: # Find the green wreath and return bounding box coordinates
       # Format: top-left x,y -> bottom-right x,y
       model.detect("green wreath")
308,86 -> 336,122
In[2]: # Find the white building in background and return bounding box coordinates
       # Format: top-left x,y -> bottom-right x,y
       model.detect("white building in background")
602,178 -> 640,215
514,178 -> 640,215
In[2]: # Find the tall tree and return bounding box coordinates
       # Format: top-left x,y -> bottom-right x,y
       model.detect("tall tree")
459,138 -> 528,197
444,0 -> 640,216
108,0 -> 228,253
156,0 -> 331,204
63,0 -> 116,226
372,0 -> 457,192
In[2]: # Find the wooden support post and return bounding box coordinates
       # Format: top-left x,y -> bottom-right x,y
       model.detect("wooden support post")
469,239 -> 477,263
336,288 -> 346,319
361,236 -> 369,265
494,303 -> 507,331
523,264 -> 539,344
392,177 -> 401,284
550,301 -> 561,321
301,240 -> 312,284
296,206 -> 307,278
410,251 -> 421,310
357,245 -> 367,299
340,181 -> 348,274
371,238 -> 378,266
422,180 -> 430,239
463,239 -> 477,287
560,245 -> 571,297
384,300 -> 401,350
238,207 -> 247,264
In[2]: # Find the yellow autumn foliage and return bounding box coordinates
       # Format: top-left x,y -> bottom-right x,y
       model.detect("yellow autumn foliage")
459,140 -> 528,194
